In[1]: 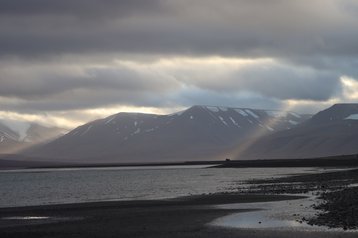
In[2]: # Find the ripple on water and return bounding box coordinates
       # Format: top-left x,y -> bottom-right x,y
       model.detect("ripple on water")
2,216 -> 50,220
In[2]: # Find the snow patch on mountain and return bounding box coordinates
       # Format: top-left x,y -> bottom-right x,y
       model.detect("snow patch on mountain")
0,119 -> 31,140
218,116 -> 228,126
266,110 -> 302,119
81,125 -> 93,136
289,120 -> 299,125
266,125 -> 274,131
229,117 -> 240,127
71,130 -> 79,136
206,106 -> 220,112
235,109 -> 248,116
290,112 -> 301,118
266,110 -> 287,118
132,128 -> 141,135
105,115 -> 116,125
167,110 -> 185,116
245,109 -> 259,119
345,114 -> 358,120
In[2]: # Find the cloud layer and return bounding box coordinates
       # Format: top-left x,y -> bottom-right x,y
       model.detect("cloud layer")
0,0 -> 358,127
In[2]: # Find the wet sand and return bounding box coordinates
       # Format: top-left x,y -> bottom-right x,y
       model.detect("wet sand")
1,166 -> 358,237
0,193 -> 357,238
247,168 -> 358,229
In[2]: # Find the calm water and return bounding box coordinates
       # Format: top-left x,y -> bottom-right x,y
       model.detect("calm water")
0,166 -> 328,208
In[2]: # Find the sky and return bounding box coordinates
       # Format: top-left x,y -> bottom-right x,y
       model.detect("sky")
1,0 -> 358,129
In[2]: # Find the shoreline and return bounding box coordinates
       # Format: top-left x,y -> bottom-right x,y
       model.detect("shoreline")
2,154 -> 358,170
2,193 -> 356,238
0,193 -> 305,212
1,167 -> 358,237
1,193 -> 357,238
247,168 -> 358,230
0,193 -> 304,238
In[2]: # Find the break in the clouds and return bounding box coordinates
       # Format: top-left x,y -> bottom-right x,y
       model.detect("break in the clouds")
0,0 -> 358,127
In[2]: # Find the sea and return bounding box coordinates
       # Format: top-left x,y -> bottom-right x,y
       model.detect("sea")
0,165 -> 333,208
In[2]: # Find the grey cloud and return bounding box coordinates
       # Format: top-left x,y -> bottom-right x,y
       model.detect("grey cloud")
0,90 -> 162,112
173,87 -> 283,110
0,64 -> 178,100
0,58 -> 344,113
0,0 -> 357,121
0,87 -> 282,113
0,87 -> 173,112
0,61 -> 181,112
0,0 -> 357,61
287,56 -> 358,79
86,67 -> 177,92
232,66 -> 340,101
174,63 -> 341,101
0,0 -> 166,18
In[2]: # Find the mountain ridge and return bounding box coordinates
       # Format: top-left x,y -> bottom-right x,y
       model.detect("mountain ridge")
24,105 -> 310,163
0,120 -> 67,154
238,103 -> 358,159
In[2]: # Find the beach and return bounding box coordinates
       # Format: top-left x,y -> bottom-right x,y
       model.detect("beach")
0,192 -> 356,237
1,166 -> 358,237
0,193 -> 354,238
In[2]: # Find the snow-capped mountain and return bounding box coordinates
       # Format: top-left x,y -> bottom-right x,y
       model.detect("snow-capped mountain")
239,103 -> 358,159
0,119 -> 67,154
25,106 -> 310,163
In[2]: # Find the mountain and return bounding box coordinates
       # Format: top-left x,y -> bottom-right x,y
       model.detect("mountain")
0,119 -> 67,154
25,106 -> 309,163
239,103 -> 358,159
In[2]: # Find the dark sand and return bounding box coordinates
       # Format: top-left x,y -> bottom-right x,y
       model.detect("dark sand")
1,164 -> 358,237
0,193 -> 357,238
247,168 -> 358,229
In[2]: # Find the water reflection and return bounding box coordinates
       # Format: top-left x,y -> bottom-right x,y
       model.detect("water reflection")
2,216 -> 50,220
212,210 -> 308,229
0,166 -> 339,208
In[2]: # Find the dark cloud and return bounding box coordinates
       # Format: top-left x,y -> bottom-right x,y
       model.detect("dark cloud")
0,58 -> 339,113
287,56 -> 358,79
0,64 -> 178,100
0,86 -> 282,113
0,0 -> 357,125
0,0 -> 166,18
0,0 -> 357,60
0,61 -> 180,113
0,89 -> 166,112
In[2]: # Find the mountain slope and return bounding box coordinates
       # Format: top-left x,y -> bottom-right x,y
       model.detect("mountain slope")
239,104 -> 358,159
0,119 -> 67,154
26,106 -> 309,163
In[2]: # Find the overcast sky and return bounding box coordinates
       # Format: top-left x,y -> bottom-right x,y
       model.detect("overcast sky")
1,0 -> 358,128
